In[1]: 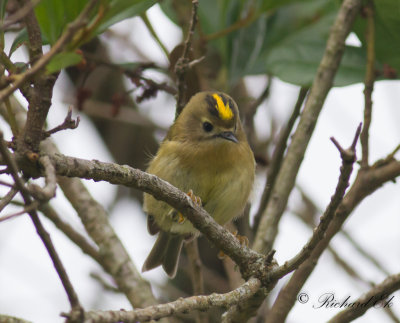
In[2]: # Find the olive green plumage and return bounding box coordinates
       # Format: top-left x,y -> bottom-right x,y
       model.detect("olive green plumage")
142,91 -> 255,278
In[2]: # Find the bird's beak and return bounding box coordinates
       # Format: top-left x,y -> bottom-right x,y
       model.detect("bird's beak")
218,131 -> 238,143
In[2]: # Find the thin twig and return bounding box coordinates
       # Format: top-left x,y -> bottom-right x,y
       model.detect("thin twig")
265,157 -> 400,321
42,139 -> 159,310
295,186 -> 392,278
253,0 -> 363,255
174,0 -> 199,117
4,97 -> 19,136
271,124 -> 361,279
0,0 -> 42,31
185,239 -> 205,295
90,272 -> 121,293
0,200 -> 39,222
0,186 -> 18,212
340,230 -> 391,277
185,239 -> 206,323
0,132 -> 83,318
140,13 -> 169,58
360,1 -> 375,169
39,203 -> 100,263
327,247 -> 400,322
252,87 -> 308,231
0,179 -> 14,187
44,106 -> 80,137
28,155 -> 57,201
328,273 -> 400,323
245,78 -> 272,124
0,314 -> 32,323
82,277 -> 261,323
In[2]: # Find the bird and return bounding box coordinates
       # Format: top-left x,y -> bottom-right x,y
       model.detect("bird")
142,91 -> 255,278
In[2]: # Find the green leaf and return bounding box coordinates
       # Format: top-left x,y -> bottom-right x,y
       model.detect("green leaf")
353,0 -> 400,76
222,0 -> 390,87
34,0 -> 90,45
34,0 -> 65,44
46,51 -> 83,74
223,0 -> 337,85
260,0 -> 318,12
9,28 -> 28,56
158,0 -> 182,27
0,0 -> 8,20
97,0 -> 158,33
33,0 -> 156,46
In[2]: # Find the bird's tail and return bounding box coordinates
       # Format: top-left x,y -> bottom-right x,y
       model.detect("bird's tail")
142,231 -> 184,278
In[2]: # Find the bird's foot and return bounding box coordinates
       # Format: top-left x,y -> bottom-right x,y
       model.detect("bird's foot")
169,189 -> 202,224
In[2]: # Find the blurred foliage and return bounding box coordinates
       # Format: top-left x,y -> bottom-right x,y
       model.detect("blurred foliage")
6,0 -> 393,84
161,0 -> 398,87
353,0 -> 400,76
26,0 -> 157,71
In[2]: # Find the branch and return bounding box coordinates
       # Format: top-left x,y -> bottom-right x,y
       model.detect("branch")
228,124 -> 360,322
42,139 -> 160,309
28,155 -> 57,201
0,200 -> 39,222
252,87 -> 308,231
47,152 -> 265,278
360,1 -> 375,168
0,185 -> 18,212
253,0 -> 363,255
44,106 -> 80,137
140,12 -> 169,58
0,132 -> 83,318
0,314 -> 32,323
295,187 -> 391,277
266,159 -> 400,323
271,124 -> 361,280
174,0 -> 199,117
17,0 -> 43,63
0,0 -> 41,31
82,277 -> 261,323
2,97 -> 160,311
185,239 -> 205,296
328,273 -> 400,323
39,203 -> 100,263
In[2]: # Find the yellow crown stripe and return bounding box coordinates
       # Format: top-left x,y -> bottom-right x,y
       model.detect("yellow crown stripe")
212,93 -> 234,121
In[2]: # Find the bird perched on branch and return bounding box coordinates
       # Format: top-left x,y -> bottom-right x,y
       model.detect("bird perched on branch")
142,91 -> 255,278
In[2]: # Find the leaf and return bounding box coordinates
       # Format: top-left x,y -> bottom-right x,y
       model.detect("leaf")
46,52 -> 83,74
34,0 -> 65,44
33,0 -> 157,47
0,0 -> 8,20
223,0 -> 337,85
260,0 -> 318,12
9,28 -> 28,56
158,0 -> 182,27
222,0 -> 390,87
262,7 -> 363,87
353,0 -> 400,76
97,0 -> 158,33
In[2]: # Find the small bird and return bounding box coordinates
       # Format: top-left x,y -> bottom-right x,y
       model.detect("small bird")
142,91 -> 255,278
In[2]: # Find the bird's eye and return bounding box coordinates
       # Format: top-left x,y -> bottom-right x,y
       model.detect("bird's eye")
202,121 -> 213,132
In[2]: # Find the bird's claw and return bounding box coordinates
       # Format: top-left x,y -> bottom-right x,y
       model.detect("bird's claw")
169,190 -> 202,224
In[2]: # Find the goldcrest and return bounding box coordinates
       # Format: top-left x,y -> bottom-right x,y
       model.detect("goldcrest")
142,91 -> 255,278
